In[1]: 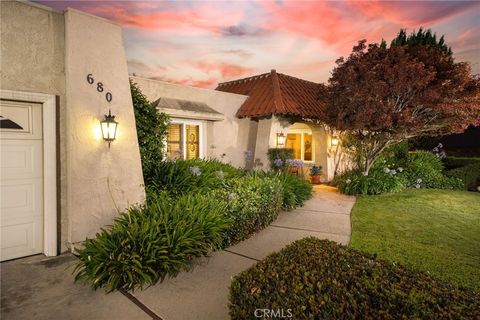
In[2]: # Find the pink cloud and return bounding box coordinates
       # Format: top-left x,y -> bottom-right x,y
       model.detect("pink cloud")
352,1 -> 479,28
194,62 -> 255,79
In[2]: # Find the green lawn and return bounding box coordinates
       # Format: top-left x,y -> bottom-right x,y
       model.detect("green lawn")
349,189 -> 480,291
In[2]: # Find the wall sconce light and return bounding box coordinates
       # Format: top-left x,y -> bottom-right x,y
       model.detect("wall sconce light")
276,133 -> 286,146
331,136 -> 339,147
100,110 -> 118,148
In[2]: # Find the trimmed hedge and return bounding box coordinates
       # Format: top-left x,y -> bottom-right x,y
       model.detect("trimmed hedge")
254,171 -> 313,210
74,193 -> 229,292
443,157 -> 480,170
229,237 -> 480,320
447,162 -> 480,191
212,175 -> 283,247
267,148 -> 294,170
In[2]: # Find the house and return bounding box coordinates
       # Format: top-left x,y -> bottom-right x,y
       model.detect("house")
0,0 -> 344,262
1,1 -> 145,261
135,70 -> 343,179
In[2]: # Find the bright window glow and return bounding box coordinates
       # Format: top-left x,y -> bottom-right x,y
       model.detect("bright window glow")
286,132 -> 313,162
166,120 -> 203,160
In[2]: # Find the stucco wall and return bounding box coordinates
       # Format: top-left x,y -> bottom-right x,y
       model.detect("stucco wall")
65,9 -> 145,244
132,77 -> 251,168
0,1 -> 69,251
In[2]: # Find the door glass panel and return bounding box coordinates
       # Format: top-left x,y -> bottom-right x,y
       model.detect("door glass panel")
286,134 -> 301,160
304,133 -> 312,161
186,125 -> 199,159
167,123 -> 183,159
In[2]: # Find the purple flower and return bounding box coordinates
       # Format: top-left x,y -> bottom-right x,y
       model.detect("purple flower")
273,158 -> 283,168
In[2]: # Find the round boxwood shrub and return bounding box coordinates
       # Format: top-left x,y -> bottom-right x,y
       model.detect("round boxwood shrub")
229,237 -> 480,320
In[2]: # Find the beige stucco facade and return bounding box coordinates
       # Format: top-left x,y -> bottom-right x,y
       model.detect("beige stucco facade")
1,1 -> 145,252
132,77 -> 254,168
132,77 -> 337,180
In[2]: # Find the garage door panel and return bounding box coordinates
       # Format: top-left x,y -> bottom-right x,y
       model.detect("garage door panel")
0,140 -> 43,180
1,178 -> 43,219
1,99 -> 44,261
0,216 -> 43,261
0,100 -> 42,140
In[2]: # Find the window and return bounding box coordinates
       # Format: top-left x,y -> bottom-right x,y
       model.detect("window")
166,120 -> 203,160
286,132 -> 313,162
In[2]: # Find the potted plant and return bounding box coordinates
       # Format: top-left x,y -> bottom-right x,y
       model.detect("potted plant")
309,165 -> 322,184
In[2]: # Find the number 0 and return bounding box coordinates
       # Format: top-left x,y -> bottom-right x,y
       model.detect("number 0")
87,74 -> 94,84
106,92 -> 112,102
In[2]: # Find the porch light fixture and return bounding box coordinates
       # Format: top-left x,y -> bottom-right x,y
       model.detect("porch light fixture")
276,133 -> 286,146
331,136 -> 339,147
100,110 -> 118,148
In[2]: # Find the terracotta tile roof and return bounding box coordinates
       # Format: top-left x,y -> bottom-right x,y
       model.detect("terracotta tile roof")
215,69 -> 325,119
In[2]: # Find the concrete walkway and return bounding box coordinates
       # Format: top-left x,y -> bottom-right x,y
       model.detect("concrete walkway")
0,185 -> 355,320
132,185 -> 355,320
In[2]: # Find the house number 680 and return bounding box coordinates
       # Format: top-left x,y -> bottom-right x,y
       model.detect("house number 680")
86,74 -> 113,102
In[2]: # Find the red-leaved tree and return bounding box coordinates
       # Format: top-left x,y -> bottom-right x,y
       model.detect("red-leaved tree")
321,29 -> 480,174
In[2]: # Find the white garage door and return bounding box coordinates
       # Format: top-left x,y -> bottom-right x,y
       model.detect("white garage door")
0,100 -> 44,261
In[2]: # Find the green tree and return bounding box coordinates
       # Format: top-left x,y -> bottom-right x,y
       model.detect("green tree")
130,80 -> 170,185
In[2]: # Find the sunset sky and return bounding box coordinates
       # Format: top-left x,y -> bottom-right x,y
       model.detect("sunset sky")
37,1 -> 480,88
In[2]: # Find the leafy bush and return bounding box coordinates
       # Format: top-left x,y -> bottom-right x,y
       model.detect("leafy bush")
251,171 -> 312,211
399,151 -> 463,190
229,237 -> 480,320
74,193 -> 230,292
267,148 -> 294,170
147,159 -> 243,197
336,167 -> 404,195
443,157 -> 480,170
211,175 -> 283,247
131,81 -> 170,186
447,163 -> 480,191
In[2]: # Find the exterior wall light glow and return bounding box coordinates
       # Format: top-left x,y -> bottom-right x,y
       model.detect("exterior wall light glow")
331,136 -> 339,147
100,110 -> 118,148
276,133 -> 286,146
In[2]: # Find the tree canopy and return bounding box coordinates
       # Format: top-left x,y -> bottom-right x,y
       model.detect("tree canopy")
321,29 -> 480,174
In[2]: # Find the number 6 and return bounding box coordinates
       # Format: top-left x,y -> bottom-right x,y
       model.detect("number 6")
86,74 -> 94,84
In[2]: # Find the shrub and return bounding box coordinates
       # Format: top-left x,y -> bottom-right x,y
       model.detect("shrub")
443,157 -> 480,170
251,171 -> 312,211
148,159 -> 243,197
399,151 -> 463,190
229,237 -> 480,320
267,148 -> 294,170
447,163 -> 480,191
74,193 -> 230,292
211,175 -> 283,247
336,167 -> 404,195
131,81 -> 170,186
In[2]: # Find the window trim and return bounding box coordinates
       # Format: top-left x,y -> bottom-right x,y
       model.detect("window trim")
286,129 -> 314,163
167,118 -> 204,159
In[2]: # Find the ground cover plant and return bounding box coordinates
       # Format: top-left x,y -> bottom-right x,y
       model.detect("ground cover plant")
75,159 -> 312,292
74,192 -> 229,292
147,158 -> 243,197
349,189 -> 480,291
336,149 -> 463,195
229,237 -> 479,319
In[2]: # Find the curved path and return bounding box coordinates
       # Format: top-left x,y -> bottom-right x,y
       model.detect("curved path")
0,186 -> 355,320
131,185 -> 356,320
